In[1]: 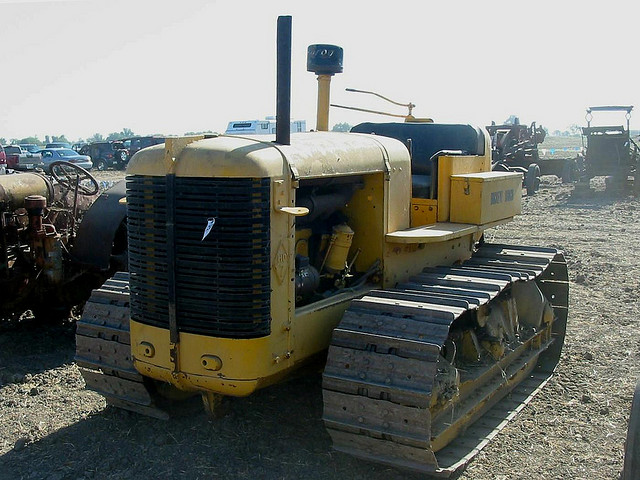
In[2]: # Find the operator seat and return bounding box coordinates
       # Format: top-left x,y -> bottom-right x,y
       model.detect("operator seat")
351,122 -> 485,198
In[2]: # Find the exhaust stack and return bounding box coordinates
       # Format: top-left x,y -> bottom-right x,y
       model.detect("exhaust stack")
307,44 -> 343,131
275,16 -> 292,146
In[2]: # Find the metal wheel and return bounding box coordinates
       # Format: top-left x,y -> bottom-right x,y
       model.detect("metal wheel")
96,158 -> 108,171
50,161 -> 99,196
525,163 -> 541,195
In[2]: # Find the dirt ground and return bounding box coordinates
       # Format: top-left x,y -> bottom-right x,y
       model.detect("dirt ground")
1,172 -> 639,480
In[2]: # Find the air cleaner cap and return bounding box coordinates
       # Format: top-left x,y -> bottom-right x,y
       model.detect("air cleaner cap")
307,44 -> 343,75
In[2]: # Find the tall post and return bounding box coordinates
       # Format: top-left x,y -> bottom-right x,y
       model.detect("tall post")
316,75 -> 332,131
276,16 -> 292,146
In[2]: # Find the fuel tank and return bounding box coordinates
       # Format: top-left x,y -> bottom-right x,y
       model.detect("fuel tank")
0,173 -> 53,211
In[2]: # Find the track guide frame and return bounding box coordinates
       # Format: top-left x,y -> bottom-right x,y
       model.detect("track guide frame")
322,243 -> 568,476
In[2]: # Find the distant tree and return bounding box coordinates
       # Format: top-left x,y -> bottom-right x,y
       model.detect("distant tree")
106,128 -> 136,141
0,137 -> 6,145
567,124 -> 582,136
183,130 -> 216,135
88,133 -> 104,143
106,132 -> 123,141
332,122 -> 352,132
52,135 -> 70,144
18,136 -> 43,145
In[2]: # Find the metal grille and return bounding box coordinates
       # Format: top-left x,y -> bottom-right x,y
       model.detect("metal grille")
127,176 -> 271,338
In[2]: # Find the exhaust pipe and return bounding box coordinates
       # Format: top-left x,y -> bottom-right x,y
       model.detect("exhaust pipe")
307,44 -> 343,131
275,15 -> 292,146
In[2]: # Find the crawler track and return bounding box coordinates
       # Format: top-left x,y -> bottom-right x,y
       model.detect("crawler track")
322,244 -> 568,476
75,272 -> 168,419
74,244 -> 568,476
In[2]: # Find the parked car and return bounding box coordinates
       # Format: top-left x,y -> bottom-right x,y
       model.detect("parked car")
0,145 -> 6,174
19,144 -> 42,153
39,148 -> 92,173
46,142 -> 72,149
3,145 -> 44,170
79,141 -> 129,170
4,145 -> 23,169
121,136 -> 165,157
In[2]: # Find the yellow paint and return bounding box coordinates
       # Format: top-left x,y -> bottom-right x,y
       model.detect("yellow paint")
382,234 -> 475,288
449,172 -> 522,225
436,155 -> 489,222
386,222 -> 478,244
322,224 -> 354,273
293,287 -> 373,358
131,286 -> 368,396
316,74 -> 332,131
124,128 -> 523,400
131,320 -> 285,396
460,330 -> 481,362
339,172 -> 385,274
410,198 -> 437,226
125,132 -> 412,396
128,132 -> 406,181
295,228 -> 312,257
164,136 -> 205,173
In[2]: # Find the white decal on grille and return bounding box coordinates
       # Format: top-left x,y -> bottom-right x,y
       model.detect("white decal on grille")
201,217 -> 216,241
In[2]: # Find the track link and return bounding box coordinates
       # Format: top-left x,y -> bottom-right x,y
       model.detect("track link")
322,244 -> 568,476
75,272 -> 168,419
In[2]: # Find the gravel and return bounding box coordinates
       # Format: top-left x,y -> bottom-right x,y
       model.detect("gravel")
0,173 -> 638,480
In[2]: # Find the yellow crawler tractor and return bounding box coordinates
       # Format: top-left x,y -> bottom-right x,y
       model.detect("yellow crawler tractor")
75,17 -> 568,476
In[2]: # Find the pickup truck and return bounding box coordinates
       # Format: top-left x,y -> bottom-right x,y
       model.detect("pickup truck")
3,145 -> 44,170
0,145 -> 6,174
19,143 -> 41,154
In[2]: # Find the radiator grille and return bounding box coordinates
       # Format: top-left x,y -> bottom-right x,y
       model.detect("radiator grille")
127,176 -> 271,338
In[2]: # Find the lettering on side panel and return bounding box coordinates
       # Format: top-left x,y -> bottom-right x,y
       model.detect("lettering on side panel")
505,189 -> 514,202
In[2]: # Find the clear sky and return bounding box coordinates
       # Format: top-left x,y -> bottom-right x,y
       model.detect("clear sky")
1,0 -> 638,142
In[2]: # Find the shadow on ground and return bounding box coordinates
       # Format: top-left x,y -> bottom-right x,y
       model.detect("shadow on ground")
0,374 -> 425,480
0,318 -> 76,384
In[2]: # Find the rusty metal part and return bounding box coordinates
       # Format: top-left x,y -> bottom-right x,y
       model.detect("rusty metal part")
487,121 -> 545,166
72,180 -> 127,270
49,161 -> 99,235
322,243 -> 568,477
75,272 -> 168,419
24,195 -> 47,235
0,172 -> 53,211
50,161 -> 99,197
23,195 -> 47,210
331,88 -> 433,123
